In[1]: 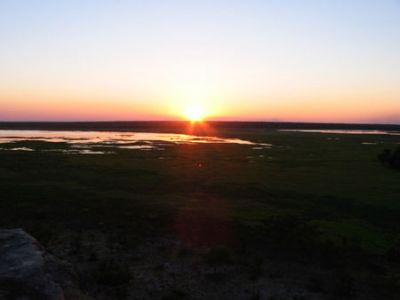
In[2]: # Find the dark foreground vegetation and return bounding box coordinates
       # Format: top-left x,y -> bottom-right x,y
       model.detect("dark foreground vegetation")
0,122 -> 400,299
378,147 -> 400,170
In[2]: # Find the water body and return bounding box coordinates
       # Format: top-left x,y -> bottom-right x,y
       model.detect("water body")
280,129 -> 400,135
0,130 -> 255,145
0,130 -> 270,154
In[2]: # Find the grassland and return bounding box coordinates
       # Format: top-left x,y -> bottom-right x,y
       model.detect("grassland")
0,123 -> 399,299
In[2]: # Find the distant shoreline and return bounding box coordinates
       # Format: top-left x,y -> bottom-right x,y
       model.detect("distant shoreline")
0,121 -> 400,132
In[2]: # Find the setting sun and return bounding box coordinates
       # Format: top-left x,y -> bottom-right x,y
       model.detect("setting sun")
184,104 -> 205,122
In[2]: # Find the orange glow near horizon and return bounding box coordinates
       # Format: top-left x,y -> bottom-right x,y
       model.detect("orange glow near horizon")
1,85 -> 400,123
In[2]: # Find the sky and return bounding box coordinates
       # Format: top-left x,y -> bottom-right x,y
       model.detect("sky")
0,0 -> 399,123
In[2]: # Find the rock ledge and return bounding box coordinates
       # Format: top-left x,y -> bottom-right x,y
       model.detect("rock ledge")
0,228 -> 64,300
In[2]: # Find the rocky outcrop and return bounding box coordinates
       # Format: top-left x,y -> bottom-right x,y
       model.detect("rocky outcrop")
0,228 -> 67,300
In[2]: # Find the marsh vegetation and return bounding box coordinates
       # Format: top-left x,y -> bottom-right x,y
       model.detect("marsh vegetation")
0,123 -> 399,299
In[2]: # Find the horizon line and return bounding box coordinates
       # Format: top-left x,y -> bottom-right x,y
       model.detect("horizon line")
1,120 -> 400,126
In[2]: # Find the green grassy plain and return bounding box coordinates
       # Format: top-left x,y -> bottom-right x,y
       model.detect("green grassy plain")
0,127 -> 399,299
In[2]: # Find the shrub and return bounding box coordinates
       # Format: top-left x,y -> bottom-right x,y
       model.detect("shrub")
378,147 -> 400,170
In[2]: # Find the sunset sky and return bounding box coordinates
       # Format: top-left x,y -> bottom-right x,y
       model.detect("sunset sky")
1,1 -> 399,123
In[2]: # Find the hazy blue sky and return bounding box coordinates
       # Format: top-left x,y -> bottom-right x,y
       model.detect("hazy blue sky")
0,0 -> 399,122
